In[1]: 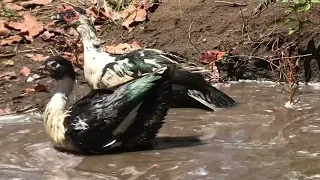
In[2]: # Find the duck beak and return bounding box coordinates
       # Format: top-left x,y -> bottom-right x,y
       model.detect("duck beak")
36,64 -> 49,76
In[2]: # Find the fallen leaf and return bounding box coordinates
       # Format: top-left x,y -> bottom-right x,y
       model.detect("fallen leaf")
5,3 -> 24,11
121,4 -> 148,31
200,50 -> 226,64
0,20 -> 10,36
25,53 -> 48,61
44,22 -> 65,34
6,12 -> 44,41
2,60 -> 14,66
0,71 -> 17,80
21,0 -> 53,6
20,66 -> 31,76
23,83 -> 49,93
131,41 -> 141,49
0,108 -> 11,116
62,52 -> 84,65
0,35 -> 22,45
40,30 -> 55,40
104,42 -> 141,54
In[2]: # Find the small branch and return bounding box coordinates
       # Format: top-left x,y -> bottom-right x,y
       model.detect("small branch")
214,1 -> 247,7
60,0 -> 77,7
187,21 -> 202,55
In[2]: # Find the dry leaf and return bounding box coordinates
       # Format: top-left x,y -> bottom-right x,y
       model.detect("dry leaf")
0,35 -> 22,45
40,30 -> 55,40
5,3 -> 24,11
25,53 -> 48,61
20,66 -> 31,76
6,12 -> 43,41
0,71 -> 17,80
121,4 -> 148,31
24,84 -> 49,93
44,22 -> 64,34
104,42 -> 141,54
21,0 -> 53,6
0,20 -> 10,36
0,108 -> 11,116
131,41 -> 141,49
2,60 -> 14,66
200,50 -> 226,64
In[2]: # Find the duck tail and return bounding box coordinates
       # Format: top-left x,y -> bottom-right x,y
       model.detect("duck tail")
170,69 -> 237,111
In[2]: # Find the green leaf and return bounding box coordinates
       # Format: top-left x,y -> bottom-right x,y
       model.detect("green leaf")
297,2 -> 311,12
288,28 -> 298,35
285,9 -> 293,15
284,17 -> 296,24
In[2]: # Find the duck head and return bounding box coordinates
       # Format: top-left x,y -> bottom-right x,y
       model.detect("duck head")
39,56 -> 76,81
52,6 -> 90,28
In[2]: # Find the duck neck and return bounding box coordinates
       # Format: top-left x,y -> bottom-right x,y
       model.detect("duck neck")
75,20 -> 104,54
44,77 -> 74,147
75,18 -> 115,89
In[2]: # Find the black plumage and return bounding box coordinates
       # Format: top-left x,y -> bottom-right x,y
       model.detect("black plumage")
42,56 -> 173,154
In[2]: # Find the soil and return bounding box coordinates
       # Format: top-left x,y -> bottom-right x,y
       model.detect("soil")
1,0 -> 320,114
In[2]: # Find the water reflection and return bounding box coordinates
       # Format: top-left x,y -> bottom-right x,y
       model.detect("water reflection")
1,82 -> 320,179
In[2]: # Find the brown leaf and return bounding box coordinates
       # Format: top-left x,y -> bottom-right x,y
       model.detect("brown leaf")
0,71 -> 17,80
104,42 -> 141,54
200,50 -> 226,64
0,35 -> 22,45
20,66 -> 31,76
44,22 -> 64,34
5,3 -> 24,11
135,9 -> 147,22
0,20 -> 10,37
131,41 -> 141,49
23,83 -> 49,94
40,30 -> 55,40
25,53 -> 48,61
6,12 -> 44,41
5,0 -> 13,2
0,108 -> 11,116
34,84 -> 49,92
121,4 -> 148,31
2,60 -> 14,67
21,0 -> 53,6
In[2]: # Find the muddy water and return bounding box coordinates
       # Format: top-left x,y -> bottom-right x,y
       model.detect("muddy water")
1,82 -> 320,180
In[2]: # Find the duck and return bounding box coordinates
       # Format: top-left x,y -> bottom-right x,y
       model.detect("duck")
39,56 -> 173,154
51,6 -> 237,111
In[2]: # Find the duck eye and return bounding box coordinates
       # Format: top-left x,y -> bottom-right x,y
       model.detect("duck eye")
49,61 -> 59,68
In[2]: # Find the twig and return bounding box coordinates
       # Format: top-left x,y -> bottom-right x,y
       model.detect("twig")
187,21 -> 202,55
103,0 -> 111,18
60,0 -> 77,7
0,53 -> 15,57
228,54 -> 312,61
214,0 -> 247,7
269,54 -> 312,61
77,0 -> 86,5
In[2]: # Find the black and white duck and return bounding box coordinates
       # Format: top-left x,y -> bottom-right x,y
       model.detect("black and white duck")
40,56 -> 173,154
52,7 -> 237,111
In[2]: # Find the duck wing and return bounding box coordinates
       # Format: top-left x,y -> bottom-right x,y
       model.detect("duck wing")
99,49 -> 206,88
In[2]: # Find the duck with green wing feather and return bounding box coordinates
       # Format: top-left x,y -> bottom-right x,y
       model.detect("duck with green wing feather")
51,6 -> 237,111
40,56 -> 173,154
